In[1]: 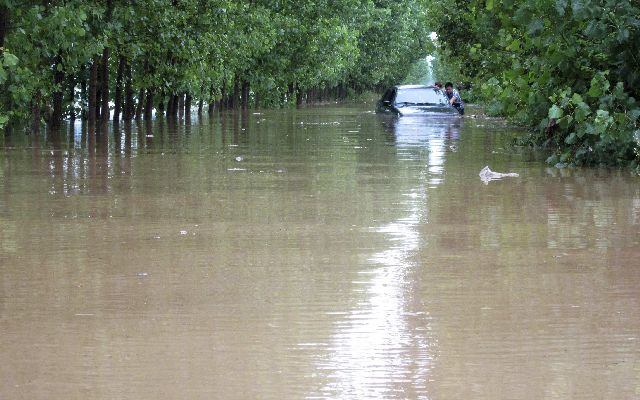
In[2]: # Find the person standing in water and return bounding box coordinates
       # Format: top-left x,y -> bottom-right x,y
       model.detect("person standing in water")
444,82 -> 464,115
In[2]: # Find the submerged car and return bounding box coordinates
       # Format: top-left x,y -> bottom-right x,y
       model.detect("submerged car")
376,85 -> 457,116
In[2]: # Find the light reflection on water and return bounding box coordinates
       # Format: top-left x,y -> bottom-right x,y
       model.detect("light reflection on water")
313,115 -> 460,399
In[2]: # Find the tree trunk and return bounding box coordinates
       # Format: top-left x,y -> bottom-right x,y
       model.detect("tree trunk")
80,65 -> 87,120
184,93 -> 192,124
296,84 -> 303,107
68,75 -> 76,121
198,98 -> 203,115
143,88 -> 153,120
50,54 -> 65,129
99,0 -> 113,124
88,60 -> 98,129
221,85 -> 228,109
123,62 -> 133,120
178,93 -> 184,119
0,5 -> 8,53
113,55 -> 125,121
135,88 -> 144,120
232,77 -> 240,109
95,58 -> 102,121
31,92 -> 41,135
185,93 -> 192,115
166,93 -> 174,119
157,90 -> 165,118
100,46 -> 110,124
172,94 -> 180,117
241,80 -> 249,109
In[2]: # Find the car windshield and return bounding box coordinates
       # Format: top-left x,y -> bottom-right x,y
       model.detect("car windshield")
395,88 -> 447,106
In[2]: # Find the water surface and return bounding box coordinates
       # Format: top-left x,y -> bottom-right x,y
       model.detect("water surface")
1,106 -> 639,399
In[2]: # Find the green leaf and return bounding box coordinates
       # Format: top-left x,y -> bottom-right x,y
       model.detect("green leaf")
575,102 -> 591,122
486,0 -> 494,11
3,52 -> 18,67
549,104 -> 564,119
527,19 -> 544,36
555,0 -> 568,16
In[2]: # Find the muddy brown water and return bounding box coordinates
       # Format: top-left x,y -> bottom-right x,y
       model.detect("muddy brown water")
1,106 -> 639,399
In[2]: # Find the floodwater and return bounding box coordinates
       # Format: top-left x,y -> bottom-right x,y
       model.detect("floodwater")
1,106 -> 639,400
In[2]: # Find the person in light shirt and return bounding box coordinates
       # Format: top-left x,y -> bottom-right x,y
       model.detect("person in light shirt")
444,82 -> 464,115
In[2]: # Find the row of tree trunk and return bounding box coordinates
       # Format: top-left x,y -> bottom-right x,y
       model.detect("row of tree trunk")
35,57 -> 352,133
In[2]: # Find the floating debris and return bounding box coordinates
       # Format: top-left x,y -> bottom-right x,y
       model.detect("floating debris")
479,165 -> 519,184
235,156 -> 243,162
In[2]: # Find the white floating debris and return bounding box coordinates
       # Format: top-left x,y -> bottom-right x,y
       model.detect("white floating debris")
479,166 -> 519,184
235,156 -> 243,162
180,230 -> 188,235
137,272 -> 149,277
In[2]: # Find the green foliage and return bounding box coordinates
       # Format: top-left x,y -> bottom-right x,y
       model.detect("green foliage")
402,57 -> 432,85
0,0 -> 433,127
427,0 -> 640,169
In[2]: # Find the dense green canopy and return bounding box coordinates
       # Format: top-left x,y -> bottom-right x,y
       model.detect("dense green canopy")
427,0 -> 640,168
0,0 -> 431,130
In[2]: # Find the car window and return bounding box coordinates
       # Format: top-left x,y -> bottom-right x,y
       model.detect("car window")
395,88 -> 447,105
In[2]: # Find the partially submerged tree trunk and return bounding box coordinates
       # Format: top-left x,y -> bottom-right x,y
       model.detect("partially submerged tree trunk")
231,77 -> 240,109
135,88 -> 144,120
123,62 -> 133,120
166,93 -> 175,119
88,60 -> 98,129
95,58 -> 102,121
185,93 -> 192,116
68,75 -> 76,121
157,91 -> 165,118
221,85 -> 228,109
99,0 -> 113,126
296,84 -> 303,107
143,88 -> 153,120
100,47 -> 110,125
31,91 -> 41,135
113,55 -> 125,121
241,80 -> 249,109
50,54 -> 65,129
178,93 -> 184,119
80,64 -> 87,120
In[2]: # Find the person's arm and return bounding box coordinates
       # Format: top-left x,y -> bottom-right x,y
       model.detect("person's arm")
453,90 -> 463,105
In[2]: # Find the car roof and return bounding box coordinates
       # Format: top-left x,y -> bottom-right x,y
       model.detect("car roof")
395,84 -> 438,90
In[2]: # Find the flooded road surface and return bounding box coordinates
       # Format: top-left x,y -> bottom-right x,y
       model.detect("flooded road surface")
1,106 -> 639,399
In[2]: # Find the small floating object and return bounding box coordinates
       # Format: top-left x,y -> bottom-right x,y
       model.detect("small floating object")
180,230 -> 188,235
235,156 -> 243,162
479,165 -> 519,184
